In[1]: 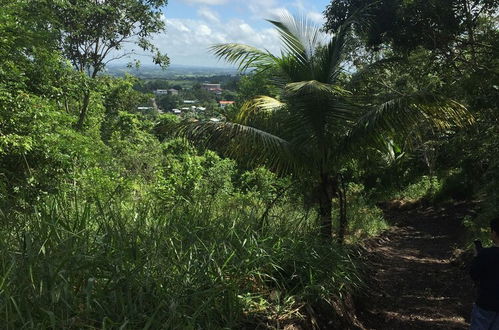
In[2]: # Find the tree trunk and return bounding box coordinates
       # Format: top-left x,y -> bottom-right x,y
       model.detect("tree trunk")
76,67 -> 99,131
76,90 -> 91,130
318,174 -> 335,239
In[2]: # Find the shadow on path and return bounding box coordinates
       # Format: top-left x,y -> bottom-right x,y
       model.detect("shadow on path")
356,201 -> 476,330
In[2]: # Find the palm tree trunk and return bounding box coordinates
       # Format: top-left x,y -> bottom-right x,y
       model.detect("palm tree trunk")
318,174 -> 335,239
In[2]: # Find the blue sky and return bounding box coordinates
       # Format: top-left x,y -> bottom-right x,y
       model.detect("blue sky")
133,0 -> 331,67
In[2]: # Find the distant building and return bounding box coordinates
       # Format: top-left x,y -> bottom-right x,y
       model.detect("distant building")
137,106 -> 154,111
183,100 -> 196,104
167,88 -> 179,95
172,109 -> 181,114
196,107 -> 206,111
154,89 -> 169,95
202,83 -> 222,94
219,100 -> 235,109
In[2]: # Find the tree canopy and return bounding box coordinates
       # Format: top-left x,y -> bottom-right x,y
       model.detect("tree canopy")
33,0 -> 170,129
324,0 -> 499,51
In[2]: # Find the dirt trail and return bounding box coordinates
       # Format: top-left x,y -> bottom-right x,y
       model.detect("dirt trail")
357,202 -> 476,330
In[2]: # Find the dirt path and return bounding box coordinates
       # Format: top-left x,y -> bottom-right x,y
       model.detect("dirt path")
356,202 -> 476,330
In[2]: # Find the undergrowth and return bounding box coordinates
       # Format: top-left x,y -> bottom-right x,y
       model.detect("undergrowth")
334,183 -> 389,242
0,192 -> 363,329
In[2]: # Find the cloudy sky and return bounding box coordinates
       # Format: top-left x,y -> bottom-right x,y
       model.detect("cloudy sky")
134,0 -> 331,68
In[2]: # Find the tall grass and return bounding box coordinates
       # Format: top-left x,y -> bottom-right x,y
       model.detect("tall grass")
332,183 -> 389,242
0,192 -> 361,329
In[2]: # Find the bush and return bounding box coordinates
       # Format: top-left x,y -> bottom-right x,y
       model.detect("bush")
389,175 -> 441,201
433,168 -> 475,201
333,183 -> 389,241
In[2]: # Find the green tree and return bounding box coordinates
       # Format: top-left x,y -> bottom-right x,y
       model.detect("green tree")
108,112 -> 162,183
100,75 -> 154,142
0,0 -> 95,208
235,71 -> 279,106
177,15 -> 472,240
43,0 -> 170,129
157,94 -> 181,112
323,0 -> 499,52
324,0 -> 498,213
0,0 -> 69,96
191,83 -> 216,103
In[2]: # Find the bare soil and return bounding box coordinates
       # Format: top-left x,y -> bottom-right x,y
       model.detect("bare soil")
355,201 -> 477,330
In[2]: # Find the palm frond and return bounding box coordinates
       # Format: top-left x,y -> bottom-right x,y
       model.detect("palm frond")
318,1 -> 378,83
267,14 -> 327,80
347,93 -> 474,150
285,80 -> 359,124
272,54 -> 310,84
267,14 -> 320,62
174,120 -> 298,174
286,80 -> 351,97
209,43 -> 275,71
323,24 -> 350,82
236,96 -> 285,124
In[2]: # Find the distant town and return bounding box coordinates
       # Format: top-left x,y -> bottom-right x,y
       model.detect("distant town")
113,65 -> 242,122
151,83 -> 233,120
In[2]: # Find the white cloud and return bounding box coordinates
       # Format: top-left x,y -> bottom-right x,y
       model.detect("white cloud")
247,0 -> 327,27
292,0 -> 306,11
116,0 -> 328,67
151,16 -> 282,67
307,11 -> 324,25
196,24 -> 212,36
246,0 -> 293,20
174,21 -> 191,33
265,7 -> 293,20
197,6 -> 220,23
181,0 -> 229,5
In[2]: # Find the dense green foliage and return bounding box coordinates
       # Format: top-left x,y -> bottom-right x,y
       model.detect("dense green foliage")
0,2 -> 370,327
179,15 -> 472,242
324,0 -> 498,51
0,0 -> 496,327
324,0 -> 499,233
1,163 -> 366,328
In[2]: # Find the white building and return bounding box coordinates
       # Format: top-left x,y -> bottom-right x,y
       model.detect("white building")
202,83 -> 222,92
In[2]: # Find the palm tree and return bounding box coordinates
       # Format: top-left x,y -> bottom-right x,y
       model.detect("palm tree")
177,14 -> 472,240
